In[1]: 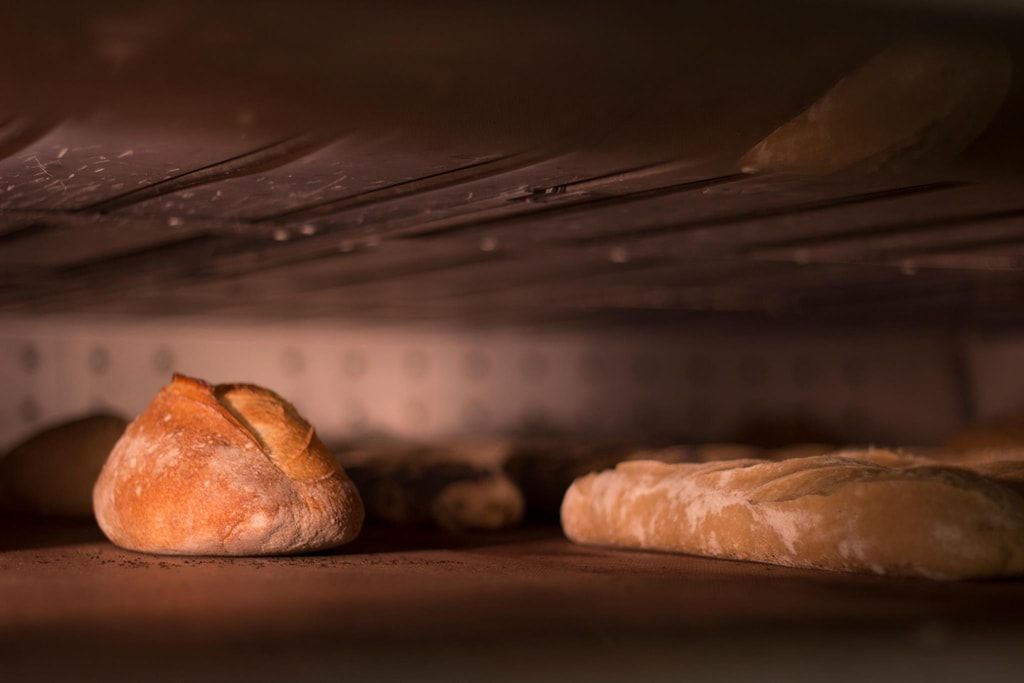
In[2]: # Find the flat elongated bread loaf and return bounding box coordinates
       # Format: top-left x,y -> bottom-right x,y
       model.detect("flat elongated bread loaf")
966,459 -> 1024,497
94,375 -> 363,555
1,414 -> 127,517
561,450 -> 1024,579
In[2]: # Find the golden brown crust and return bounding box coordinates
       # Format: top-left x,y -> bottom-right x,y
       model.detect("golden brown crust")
561,449 -> 1024,580
963,460 -> 1024,497
1,414 -> 127,517
215,382 -> 337,482
93,374 -> 363,556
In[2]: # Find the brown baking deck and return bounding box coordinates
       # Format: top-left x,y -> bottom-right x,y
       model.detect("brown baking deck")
2,517 -> 1024,681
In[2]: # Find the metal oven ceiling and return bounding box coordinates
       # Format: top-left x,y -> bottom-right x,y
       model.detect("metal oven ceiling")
2,0 -> 1024,327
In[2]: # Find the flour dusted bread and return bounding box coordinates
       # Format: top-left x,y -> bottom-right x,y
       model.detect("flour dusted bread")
1,414 -> 127,517
93,375 -> 363,555
561,449 -> 1024,579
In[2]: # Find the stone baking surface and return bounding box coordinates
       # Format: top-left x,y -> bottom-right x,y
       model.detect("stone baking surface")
2,517 -> 1024,681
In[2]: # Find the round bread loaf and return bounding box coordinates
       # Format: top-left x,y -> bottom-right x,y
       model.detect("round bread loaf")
336,438 -> 525,531
429,474 -> 525,531
0,414 -> 127,517
93,374 -> 363,555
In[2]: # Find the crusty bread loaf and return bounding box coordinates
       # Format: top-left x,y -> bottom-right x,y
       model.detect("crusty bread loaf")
336,439 -> 524,531
93,374 -> 363,555
429,474 -> 525,531
964,459 -> 1024,497
561,449 -> 1024,579
739,37 -> 1011,174
0,414 -> 127,517
869,442 -> 1024,495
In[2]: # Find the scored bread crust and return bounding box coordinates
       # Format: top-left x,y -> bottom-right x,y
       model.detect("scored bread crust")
560,449 -> 1024,579
93,374 -> 363,556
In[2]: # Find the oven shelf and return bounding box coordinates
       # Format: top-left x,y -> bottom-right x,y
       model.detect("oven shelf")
3,517 -> 1023,681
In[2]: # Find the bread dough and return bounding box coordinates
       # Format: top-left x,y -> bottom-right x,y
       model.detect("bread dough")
93,375 -> 363,555
739,36 -> 1012,174
0,414 -> 127,517
561,449 -> 1024,579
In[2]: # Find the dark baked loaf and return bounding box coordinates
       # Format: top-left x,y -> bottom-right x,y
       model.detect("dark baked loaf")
1,414 -> 127,517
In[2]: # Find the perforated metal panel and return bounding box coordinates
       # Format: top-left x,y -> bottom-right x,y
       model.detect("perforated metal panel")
2,1 -> 1024,327
0,316 -> 969,451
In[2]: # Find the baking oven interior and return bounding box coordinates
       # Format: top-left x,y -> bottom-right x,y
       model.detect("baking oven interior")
3,0 -> 1024,680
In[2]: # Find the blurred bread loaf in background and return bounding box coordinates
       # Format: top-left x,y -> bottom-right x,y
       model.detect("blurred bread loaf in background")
0,414 -> 127,517
335,437 -> 524,531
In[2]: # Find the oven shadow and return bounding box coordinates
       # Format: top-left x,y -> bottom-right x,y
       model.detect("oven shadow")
0,515 -> 107,552
0,514 -> 561,555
